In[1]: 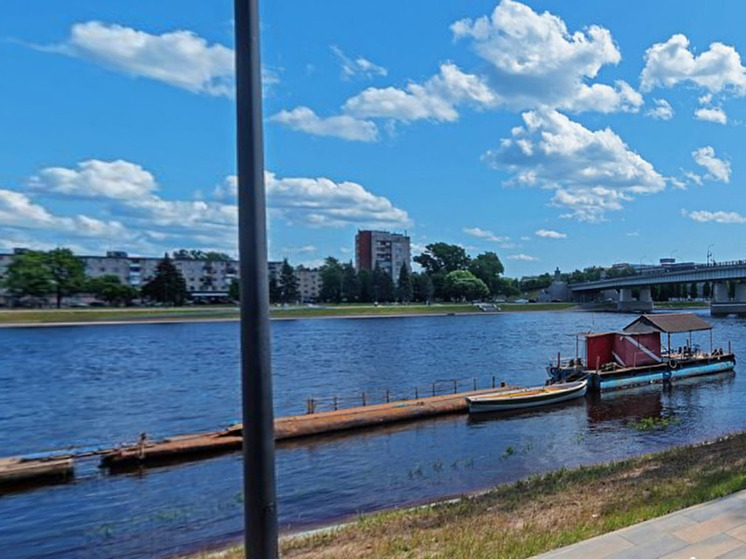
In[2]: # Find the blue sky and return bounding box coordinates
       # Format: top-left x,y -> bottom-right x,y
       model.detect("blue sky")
2,1 -> 745,277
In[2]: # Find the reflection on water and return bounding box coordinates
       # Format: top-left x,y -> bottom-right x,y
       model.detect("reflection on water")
1,311 -> 745,558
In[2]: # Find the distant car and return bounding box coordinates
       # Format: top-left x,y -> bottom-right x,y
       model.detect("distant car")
514,298 -> 528,303
528,299 -> 537,303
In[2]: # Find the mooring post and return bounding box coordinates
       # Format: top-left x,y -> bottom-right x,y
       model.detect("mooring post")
234,0 -> 278,556
362,392 -> 366,406
453,379 -> 457,394
432,383 -> 436,397
473,378 -> 477,391
492,375 -> 495,389
415,387 -> 419,399
333,396 -> 338,411
386,389 -> 390,403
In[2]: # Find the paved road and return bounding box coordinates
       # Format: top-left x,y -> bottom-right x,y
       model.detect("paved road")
533,490 -> 746,558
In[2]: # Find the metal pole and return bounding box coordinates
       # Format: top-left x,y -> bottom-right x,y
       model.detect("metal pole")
234,1 -> 278,558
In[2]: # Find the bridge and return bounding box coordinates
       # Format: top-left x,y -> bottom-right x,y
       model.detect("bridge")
568,260 -> 746,314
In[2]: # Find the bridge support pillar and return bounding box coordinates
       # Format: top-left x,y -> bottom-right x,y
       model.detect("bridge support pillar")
735,282 -> 746,302
639,287 -> 652,303
710,281 -> 746,316
713,282 -> 729,303
617,287 -> 653,313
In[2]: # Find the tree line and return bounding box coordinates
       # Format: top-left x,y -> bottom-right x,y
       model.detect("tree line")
310,244 -> 511,304
0,249 -> 191,308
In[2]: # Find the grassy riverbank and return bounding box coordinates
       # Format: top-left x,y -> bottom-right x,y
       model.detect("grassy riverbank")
190,431 -> 746,559
0,302 -> 577,325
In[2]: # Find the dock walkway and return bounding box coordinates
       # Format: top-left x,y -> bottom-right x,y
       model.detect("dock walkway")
532,489 -> 746,558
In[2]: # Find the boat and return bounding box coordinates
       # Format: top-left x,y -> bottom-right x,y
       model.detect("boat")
466,379 -> 588,413
547,313 -> 736,392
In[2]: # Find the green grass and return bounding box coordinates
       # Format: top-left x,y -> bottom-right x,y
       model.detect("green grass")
0,307 -> 240,324
0,302 -> 577,325
656,301 -> 709,309
253,431 -> 746,559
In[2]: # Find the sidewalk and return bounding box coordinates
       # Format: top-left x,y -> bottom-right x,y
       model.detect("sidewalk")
533,489 -> 746,559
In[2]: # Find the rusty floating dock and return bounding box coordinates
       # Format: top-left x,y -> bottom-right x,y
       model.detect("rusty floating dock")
0,386 -> 514,486
101,387 -> 510,470
0,455 -> 74,491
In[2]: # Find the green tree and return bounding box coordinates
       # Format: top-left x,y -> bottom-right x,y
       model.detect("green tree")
173,249 -> 232,261
703,282 -> 711,298
278,259 -> 299,304
520,273 -> 553,293
411,272 -> 434,304
358,269 -> 374,303
491,276 -> 521,298
396,263 -> 413,303
341,262 -> 360,302
468,252 -> 504,296
229,277 -> 241,301
267,275 -> 281,304
689,282 -> 698,299
5,248 -> 86,308
140,254 -> 189,305
443,270 -> 489,301
3,250 -> 53,304
319,257 -> 344,303
372,264 -> 395,302
414,243 -> 471,275
46,248 -> 86,308
87,275 -> 138,306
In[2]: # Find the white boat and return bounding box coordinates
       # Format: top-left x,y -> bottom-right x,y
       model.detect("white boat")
466,379 -> 588,413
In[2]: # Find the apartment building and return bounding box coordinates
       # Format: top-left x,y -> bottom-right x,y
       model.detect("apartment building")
355,230 -> 411,278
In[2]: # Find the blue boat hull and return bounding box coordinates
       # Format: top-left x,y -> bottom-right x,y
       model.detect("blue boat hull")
589,359 -> 736,391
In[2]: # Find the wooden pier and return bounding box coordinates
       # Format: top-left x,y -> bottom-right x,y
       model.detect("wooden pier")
1,386 -> 512,485
0,456 -> 74,491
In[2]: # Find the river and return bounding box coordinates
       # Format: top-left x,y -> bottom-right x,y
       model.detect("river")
1,310 -> 745,558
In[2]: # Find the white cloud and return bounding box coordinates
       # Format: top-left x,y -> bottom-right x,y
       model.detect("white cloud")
535,229 -> 566,239
282,245 -> 317,255
646,98 -> 674,120
483,109 -> 665,221
29,159 -> 158,199
342,62 -> 499,122
683,209 -> 746,224
265,172 -> 411,228
641,34 -> 746,95
331,46 -> 387,80
463,227 -> 508,242
692,146 -> 731,183
694,107 -> 728,124
269,106 -> 379,142
683,171 -> 703,186
49,22 -> 235,97
274,1 -> 642,141
451,0 -> 641,114
0,189 -> 129,239
507,253 -> 539,261
216,172 -> 411,229
669,177 -> 686,189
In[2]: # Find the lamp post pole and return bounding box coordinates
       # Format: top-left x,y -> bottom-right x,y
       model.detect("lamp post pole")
234,1 -> 278,558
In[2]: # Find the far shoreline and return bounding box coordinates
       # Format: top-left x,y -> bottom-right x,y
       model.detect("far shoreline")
0,302 -> 710,328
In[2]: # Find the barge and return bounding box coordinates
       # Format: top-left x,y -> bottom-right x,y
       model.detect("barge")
547,313 -> 735,392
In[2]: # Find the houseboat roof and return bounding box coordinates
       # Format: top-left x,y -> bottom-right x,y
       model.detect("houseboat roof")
622,313 -> 712,334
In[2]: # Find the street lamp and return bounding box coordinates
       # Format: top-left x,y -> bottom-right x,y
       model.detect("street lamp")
235,1 -> 279,558
707,244 -> 714,266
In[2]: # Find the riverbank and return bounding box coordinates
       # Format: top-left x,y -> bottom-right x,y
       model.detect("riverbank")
0,301 -> 711,326
0,302 -> 578,326
189,429 -> 746,559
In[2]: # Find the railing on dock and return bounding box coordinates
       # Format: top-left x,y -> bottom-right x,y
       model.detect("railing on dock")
304,376 -> 505,414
